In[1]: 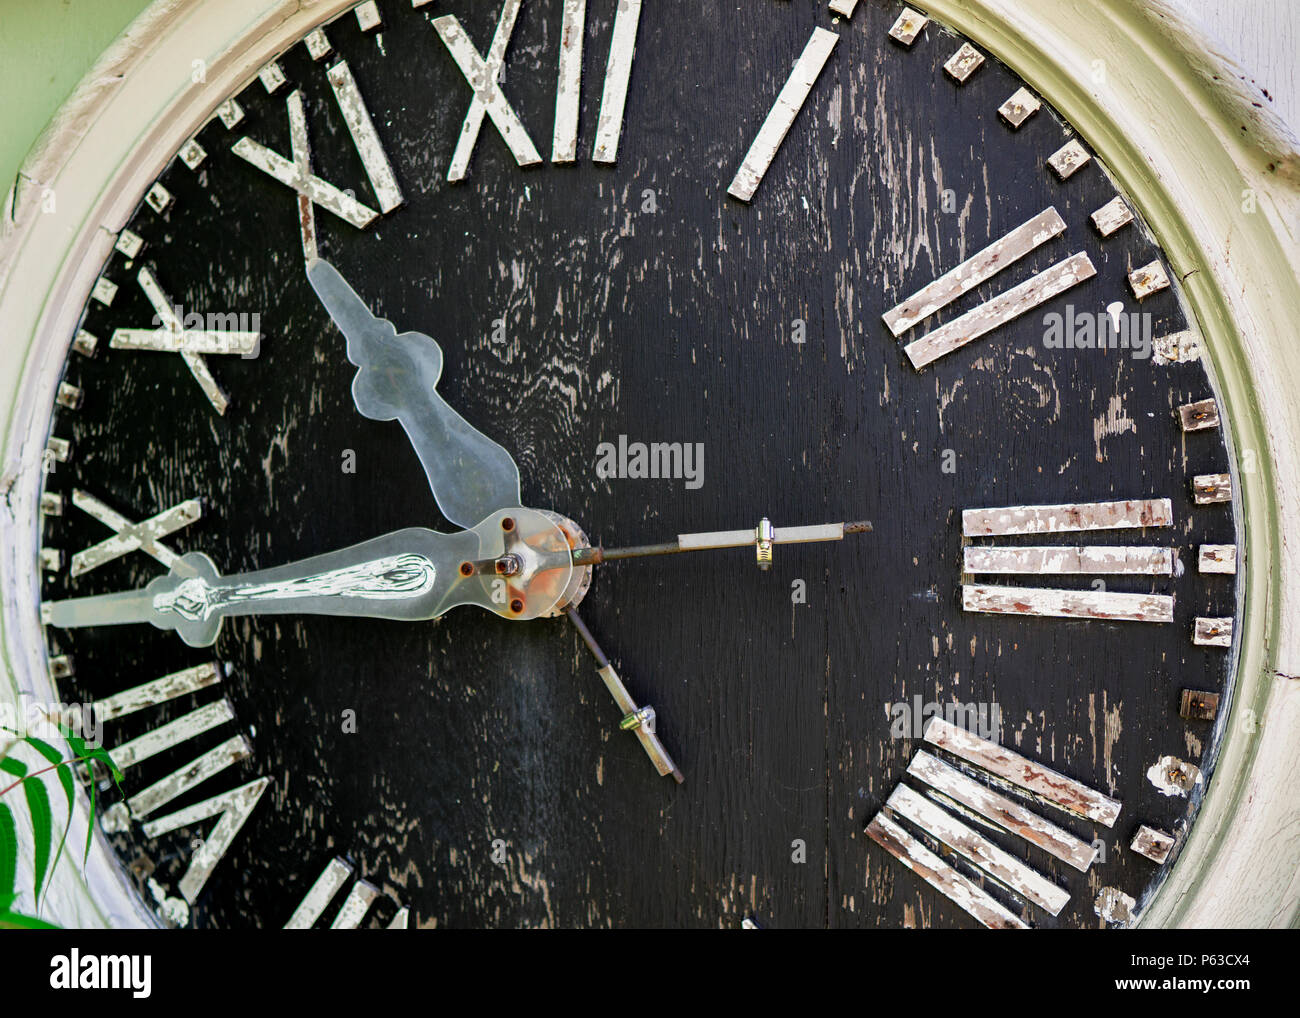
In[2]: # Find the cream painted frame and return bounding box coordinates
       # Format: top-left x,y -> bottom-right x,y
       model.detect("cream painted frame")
1,0 -> 1297,928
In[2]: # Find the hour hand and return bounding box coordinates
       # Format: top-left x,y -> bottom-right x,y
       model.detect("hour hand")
306,258 -> 522,529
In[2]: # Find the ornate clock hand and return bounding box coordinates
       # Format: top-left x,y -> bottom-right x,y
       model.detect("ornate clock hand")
43,508 -> 573,648
306,257 -> 523,529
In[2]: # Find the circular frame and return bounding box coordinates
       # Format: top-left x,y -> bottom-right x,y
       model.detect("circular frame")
1,0 -> 1297,927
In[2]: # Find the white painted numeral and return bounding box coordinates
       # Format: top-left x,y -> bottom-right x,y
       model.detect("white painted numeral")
728,28 -> 839,203
435,3 -> 542,182
69,488 -> 202,576
592,0 -> 642,163
92,666 -> 268,908
286,857 -> 409,929
111,267 -> 261,415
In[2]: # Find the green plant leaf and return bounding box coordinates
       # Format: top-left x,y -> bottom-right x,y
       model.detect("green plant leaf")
84,778 -> 96,865
1,757 -> 26,779
23,735 -> 61,766
0,803 -> 16,901
15,735 -> 77,908
65,732 -> 123,785
23,777 -> 53,907
0,910 -> 59,929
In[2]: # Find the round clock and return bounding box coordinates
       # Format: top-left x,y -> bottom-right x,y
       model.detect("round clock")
2,0 -> 1299,930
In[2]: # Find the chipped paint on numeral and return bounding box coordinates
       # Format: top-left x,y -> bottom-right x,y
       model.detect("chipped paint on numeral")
108,699 -> 236,772
943,43 -> 984,83
332,880 -> 381,929
963,584 -> 1174,623
866,812 -> 1028,928
1090,196 -> 1133,237
435,4 -> 543,182
304,28 -> 332,61
551,0 -> 587,163
1192,472 -> 1231,504
923,717 -> 1121,826
110,267 -> 259,414
884,207 -> 1066,336
45,436 -> 70,464
40,492 -> 64,516
73,330 -> 98,357
904,252 -> 1096,369
327,61 -> 404,214
1129,259 -> 1170,300
40,548 -> 62,572
216,98 -> 244,129
1130,825 -> 1174,864
356,1 -> 382,32
1193,616 -> 1232,647
998,87 -> 1040,128
68,488 -> 201,576
908,750 -> 1098,871
285,857 -> 406,929
115,230 -> 144,259
142,778 -> 270,904
146,182 -> 173,214
91,277 -> 118,306
91,663 -> 266,907
1198,544 -> 1236,574
728,28 -> 838,203
56,382 -> 83,409
91,662 -> 222,722
259,61 -> 287,93
178,139 -> 207,170
592,0 -> 643,163
888,8 -> 928,46
233,91 -> 380,239
963,545 -> 1172,575
885,784 -> 1068,915
49,655 -> 74,680
285,857 -> 352,928
127,734 -> 252,819
829,0 -> 859,16
1152,330 -> 1200,363
1046,138 -> 1090,179
963,498 -> 1173,536
1177,398 -> 1219,432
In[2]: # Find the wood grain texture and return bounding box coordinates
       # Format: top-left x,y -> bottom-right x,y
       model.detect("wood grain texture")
36,0 -> 1239,929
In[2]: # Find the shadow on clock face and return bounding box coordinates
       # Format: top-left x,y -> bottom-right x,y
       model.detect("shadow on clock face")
42,0 -> 1237,927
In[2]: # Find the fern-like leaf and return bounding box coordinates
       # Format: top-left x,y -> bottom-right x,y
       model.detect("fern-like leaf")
22,777 -> 53,907
23,736 -> 75,910
0,803 -> 16,900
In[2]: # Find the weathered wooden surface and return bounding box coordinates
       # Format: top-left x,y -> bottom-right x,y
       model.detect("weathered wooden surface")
36,0 -> 1239,928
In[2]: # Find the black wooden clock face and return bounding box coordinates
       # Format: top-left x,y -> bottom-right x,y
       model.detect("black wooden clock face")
35,0 -> 1240,928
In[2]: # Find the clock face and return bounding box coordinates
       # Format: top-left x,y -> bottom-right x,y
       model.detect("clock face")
33,0 -> 1240,928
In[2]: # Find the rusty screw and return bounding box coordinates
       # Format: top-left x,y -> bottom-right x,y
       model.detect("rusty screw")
459,561 -> 475,577
501,516 -> 516,533
509,597 -> 525,614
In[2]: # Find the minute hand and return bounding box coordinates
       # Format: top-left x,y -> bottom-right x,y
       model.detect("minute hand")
306,258 -> 522,529
43,510 -> 572,648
